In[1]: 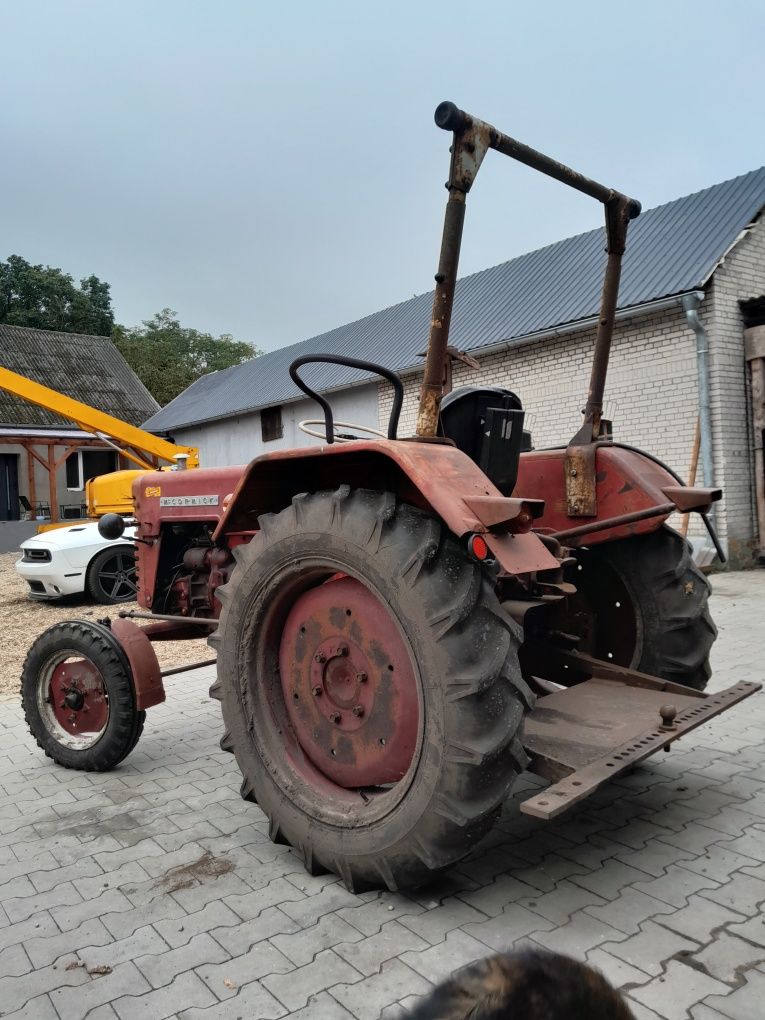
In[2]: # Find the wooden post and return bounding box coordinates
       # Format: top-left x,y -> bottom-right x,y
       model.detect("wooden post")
48,445 -> 59,523
53,444 -> 79,470
26,446 -> 37,516
680,417 -> 701,538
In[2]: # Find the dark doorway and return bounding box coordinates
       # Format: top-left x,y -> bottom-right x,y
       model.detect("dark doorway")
65,449 -> 118,490
0,454 -> 20,521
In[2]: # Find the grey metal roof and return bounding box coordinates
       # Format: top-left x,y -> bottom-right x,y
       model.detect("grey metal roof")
145,166 -> 765,433
0,324 -> 159,429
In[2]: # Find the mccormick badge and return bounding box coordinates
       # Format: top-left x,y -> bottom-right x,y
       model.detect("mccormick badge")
159,494 -> 220,507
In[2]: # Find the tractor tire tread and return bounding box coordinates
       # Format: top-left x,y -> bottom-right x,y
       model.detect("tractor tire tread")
594,526 -> 715,691
21,620 -> 142,771
214,488 -> 529,891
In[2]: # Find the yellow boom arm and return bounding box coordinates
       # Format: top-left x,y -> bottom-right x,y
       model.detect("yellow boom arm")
0,366 -> 199,469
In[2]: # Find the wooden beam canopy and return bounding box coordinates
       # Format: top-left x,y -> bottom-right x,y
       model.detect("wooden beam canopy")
0,430 -> 139,524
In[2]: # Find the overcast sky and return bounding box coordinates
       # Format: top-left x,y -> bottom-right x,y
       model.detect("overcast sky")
2,1 -> 763,352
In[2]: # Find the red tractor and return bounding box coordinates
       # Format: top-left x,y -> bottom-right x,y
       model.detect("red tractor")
22,103 -> 759,892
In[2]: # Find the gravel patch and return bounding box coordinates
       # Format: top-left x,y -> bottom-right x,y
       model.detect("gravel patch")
0,551 -> 212,699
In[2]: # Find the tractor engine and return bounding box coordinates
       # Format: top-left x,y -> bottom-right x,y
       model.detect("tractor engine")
169,545 -> 234,617
125,465 -> 243,618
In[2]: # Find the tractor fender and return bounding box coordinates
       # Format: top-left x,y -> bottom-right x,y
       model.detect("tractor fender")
516,445 -> 720,543
109,618 -> 166,710
213,439 -> 560,575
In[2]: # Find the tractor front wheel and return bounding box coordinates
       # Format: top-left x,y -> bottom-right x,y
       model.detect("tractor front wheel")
22,621 -> 145,770
210,487 -> 533,892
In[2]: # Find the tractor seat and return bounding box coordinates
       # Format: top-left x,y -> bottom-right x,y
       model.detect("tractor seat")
439,386 -> 529,496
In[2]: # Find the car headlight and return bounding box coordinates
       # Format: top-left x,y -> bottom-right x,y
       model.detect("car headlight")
21,548 -> 53,563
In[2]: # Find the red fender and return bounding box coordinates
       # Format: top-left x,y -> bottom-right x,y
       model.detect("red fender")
110,618 -> 165,710
517,446 -> 720,544
212,439 -> 560,575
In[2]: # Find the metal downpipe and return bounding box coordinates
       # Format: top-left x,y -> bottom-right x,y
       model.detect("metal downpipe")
682,292 -> 717,530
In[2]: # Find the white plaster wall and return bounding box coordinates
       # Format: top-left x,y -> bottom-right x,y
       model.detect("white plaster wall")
171,383 -> 379,468
1,441 -> 102,518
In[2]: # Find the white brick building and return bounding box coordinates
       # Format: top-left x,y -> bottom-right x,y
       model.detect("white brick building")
146,168 -> 765,568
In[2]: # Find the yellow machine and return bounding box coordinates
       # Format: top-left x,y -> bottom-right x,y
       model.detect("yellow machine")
0,366 -> 199,519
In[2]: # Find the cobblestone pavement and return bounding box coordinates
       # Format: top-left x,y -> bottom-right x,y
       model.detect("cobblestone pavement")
1,570 -> 763,1019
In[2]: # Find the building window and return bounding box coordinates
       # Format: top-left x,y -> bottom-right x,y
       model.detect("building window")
65,449 -> 118,491
261,406 -> 283,443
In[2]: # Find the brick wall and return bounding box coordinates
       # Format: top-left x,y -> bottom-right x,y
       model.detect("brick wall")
379,307 -> 700,533
705,216 -> 765,566
377,218 -> 764,563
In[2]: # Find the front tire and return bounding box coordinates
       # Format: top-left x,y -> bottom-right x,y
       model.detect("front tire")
22,621 -> 145,771
211,487 -> 533,891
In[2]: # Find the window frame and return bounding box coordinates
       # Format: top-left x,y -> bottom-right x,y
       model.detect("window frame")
65,448 -> 118,491
260,405 -> 284,443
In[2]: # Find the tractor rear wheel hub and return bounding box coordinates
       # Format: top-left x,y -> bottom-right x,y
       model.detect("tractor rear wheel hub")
278,577 -> 418,788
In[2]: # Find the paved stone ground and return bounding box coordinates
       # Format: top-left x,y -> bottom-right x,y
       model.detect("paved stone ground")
1,570 -> 764,1019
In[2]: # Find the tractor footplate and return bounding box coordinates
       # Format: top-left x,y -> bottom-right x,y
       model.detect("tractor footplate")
520,677 -> 760,819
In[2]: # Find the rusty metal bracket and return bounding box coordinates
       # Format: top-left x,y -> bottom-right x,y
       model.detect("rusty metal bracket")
661,485 -> 722,514
463,495 -> 545,533
446,346 -> 481,371
520,679 -> 760,819
563,442 -> 599,517
564,193 -> 640,516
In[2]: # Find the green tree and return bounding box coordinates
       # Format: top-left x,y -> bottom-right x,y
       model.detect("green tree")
0,254 -> 114,335
112,309 -> 259,406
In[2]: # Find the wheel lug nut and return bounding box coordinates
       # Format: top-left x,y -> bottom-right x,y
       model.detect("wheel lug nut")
311,685 -> 322,697
329,712 -> 341,724
356,672 -> 367,682
352,704 -> 364,718
338,645 -> 349,657
314,653 -> 326,664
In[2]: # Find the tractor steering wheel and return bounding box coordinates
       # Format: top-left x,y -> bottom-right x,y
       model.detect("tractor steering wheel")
289,354 -> 403,443
298,419 -> 387,443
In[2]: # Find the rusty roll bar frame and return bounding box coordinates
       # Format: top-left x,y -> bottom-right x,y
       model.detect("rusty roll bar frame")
417,101 -> 641,517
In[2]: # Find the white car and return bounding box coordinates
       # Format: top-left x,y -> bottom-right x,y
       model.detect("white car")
16,521 -> 137,604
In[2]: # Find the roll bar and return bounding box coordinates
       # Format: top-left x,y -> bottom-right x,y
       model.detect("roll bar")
416,101 -> 641,465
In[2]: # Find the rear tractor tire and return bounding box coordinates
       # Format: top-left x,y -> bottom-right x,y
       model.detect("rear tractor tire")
569,526 -> 716,691
22,621 -> 145,771
210,487 -> 534,892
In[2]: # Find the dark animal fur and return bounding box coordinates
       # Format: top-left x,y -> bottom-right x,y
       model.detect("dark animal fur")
407,948 -> 635,1020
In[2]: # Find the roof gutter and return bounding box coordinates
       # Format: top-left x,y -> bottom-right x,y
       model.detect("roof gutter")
380,291 -> 705,384
682,291 -> 717,531
446,290 -> 706,365
147,290 -> 704,432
